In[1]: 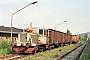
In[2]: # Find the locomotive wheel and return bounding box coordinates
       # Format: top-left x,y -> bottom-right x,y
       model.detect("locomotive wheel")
26,43 -> 29,47
32,49 -> 37,54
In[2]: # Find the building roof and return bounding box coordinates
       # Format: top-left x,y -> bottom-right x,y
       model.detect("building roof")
0,26 -> 23,33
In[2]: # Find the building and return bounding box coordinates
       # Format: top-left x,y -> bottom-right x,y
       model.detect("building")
88,34 -> 90,41
0,26 -> 23,41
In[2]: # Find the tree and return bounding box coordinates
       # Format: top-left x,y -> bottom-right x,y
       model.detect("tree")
2,25 -> 4,27
67,28 -> 72,34
79,35 -> 83,41
84,34 -> 88,40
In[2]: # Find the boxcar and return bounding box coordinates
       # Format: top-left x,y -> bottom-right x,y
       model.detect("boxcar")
67,34 -> 71,44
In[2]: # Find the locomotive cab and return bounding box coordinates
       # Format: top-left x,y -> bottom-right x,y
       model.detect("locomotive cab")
38,28 -> 48,44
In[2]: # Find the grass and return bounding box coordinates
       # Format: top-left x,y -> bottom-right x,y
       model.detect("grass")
79,40 -> 85,44
23,43 -> 79,60
83,41 -> 90,60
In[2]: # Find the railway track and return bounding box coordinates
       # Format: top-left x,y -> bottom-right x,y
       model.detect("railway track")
54,42 -> 87,60
0,49 -> 53,60
0,54 -> 32,60
0,54 -> 18,60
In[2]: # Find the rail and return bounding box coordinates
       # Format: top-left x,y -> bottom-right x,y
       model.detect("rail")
54,42 -> 86,60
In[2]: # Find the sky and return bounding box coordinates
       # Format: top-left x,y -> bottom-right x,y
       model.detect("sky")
0,0 -> 90,35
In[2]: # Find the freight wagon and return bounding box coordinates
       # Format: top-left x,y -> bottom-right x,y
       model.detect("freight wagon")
11,27 -> 76,53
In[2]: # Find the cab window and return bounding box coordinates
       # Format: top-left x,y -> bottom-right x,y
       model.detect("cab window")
39,29 -> 43,34
44,30 -> 46,35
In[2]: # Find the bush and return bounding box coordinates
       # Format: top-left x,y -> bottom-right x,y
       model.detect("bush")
0,40 -> 10,49
0,40 -> 13,56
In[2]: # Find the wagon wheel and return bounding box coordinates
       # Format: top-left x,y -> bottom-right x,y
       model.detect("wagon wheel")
43,47 -> 45,52
48,46 -> 51,52
39,47 -> 44,52
52,45 -> 54,49
41,48 -> 44,52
